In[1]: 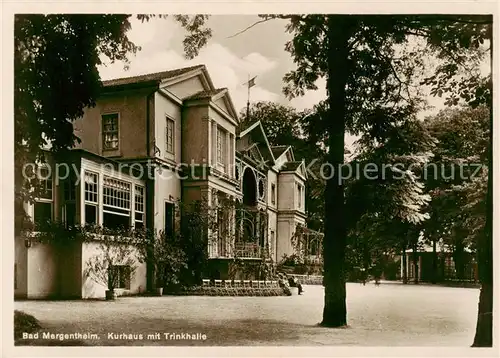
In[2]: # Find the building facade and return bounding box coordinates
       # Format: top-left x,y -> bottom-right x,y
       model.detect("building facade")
15,65 -> 307,299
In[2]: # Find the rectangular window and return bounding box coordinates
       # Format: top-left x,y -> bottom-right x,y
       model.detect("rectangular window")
271,183 -> 276,205
38,167 -> 53,200
63,202 -> 77,228
109,265 -> 131,289
85,204 -> 97,225
84,172 -> 98,203
103,177 -> 131,209
63,178 -> 76,201
84,171 -> 98,225
134,185 -> 145,229
216,126 -> 225,165
298,184 -> 302,208
103,177 -> 131,230
164,202 -> 175,239
33,166 -> 53,227
166,117 -> 175,154
62,177 -> 76,227
34,202 -> 52,225
102,113 -> 119,150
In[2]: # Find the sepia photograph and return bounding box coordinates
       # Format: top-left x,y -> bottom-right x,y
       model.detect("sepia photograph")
6,4 -> 496,355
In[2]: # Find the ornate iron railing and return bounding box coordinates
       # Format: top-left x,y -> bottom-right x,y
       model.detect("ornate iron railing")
233,242 -> 261,258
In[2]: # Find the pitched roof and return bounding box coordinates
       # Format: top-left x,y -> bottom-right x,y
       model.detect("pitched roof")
102,64 -> 205,87
271,146 -> 288,159
185,88 -> 227,100
281,161 -> 303,172
236,120 -> 258,136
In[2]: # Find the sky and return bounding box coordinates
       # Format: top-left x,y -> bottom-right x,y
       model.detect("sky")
98,15 -> 490,150
99,16 -> 304,111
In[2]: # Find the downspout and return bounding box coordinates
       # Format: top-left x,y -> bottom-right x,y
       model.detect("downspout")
145,87 -> 158,292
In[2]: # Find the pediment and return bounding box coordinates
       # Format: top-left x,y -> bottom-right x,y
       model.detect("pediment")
162,73 -> 209,100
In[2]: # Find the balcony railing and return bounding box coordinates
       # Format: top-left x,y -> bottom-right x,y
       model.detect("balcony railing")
234,242 -> 261,258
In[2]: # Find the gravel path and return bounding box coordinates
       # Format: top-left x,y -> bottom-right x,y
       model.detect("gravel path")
15,282 -> 479,346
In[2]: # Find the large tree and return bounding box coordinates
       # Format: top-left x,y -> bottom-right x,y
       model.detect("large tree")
255,15 -> 491,333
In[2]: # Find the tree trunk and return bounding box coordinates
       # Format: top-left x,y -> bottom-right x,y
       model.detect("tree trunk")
412,244 -> 419,284
472,23 -> 493,347
472,282 -> 492,347
453,238 -> 466,280
431,238 -> 437,284
321,16 -> 354,328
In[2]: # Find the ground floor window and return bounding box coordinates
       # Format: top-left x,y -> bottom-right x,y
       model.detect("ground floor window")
63,202 -> 77,228
164,202 -> 175,239
103,177 -> 131,230
109,265 -> 131,289
135,185 -> 144,229
103,211 -> 130,230
34,202 -> 52,226
85,204 -> 97,225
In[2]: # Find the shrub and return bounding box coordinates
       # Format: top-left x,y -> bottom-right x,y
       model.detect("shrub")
14,310 -> 41,340
82,226 -> 139,296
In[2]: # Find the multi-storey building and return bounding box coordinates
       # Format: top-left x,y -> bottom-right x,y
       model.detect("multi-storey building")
15,65 -> 307,299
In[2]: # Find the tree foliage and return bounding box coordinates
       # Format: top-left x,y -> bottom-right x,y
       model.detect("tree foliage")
421,106 -> 489,279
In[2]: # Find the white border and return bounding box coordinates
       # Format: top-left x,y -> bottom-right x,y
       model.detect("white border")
2,1 -> 498,358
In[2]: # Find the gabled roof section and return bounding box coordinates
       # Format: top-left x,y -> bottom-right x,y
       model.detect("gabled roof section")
281,161 -> 303,172
238,120 -> 275,165
102,64 -> 205,88
184,87 -> 239,120
271,145 -> 289,159
185,88 -> 227,100
280,160 -> 307,179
